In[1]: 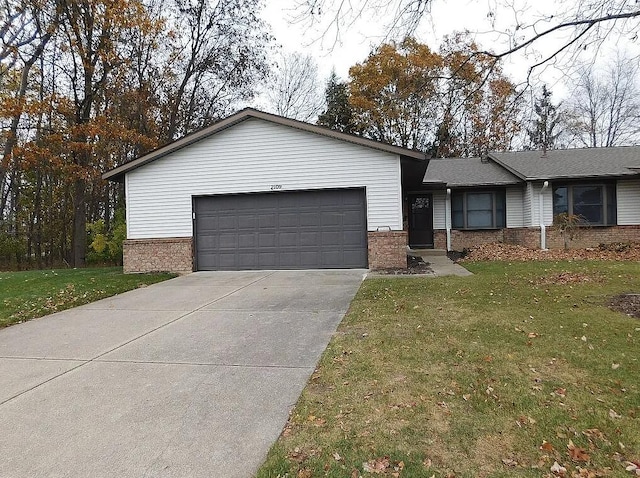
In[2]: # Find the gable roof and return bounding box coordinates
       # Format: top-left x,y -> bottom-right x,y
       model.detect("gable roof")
423,157 -> 521,187
489,147 -> 640,180
103,108 -> 427,181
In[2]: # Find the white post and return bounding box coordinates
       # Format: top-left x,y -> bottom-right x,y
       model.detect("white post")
539,181 -> 549,250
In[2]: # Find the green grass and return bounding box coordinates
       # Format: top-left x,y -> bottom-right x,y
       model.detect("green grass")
0,267 -> 175,328
257,261 -> 640,478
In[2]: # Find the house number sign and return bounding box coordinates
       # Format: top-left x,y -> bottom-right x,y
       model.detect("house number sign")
270,184 -> 283,190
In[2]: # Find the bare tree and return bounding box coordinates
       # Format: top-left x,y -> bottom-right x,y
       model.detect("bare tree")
265,52 -> 324,122
292,0 -> 640,75
565,56 -> 640,147
162,0 -> 272,141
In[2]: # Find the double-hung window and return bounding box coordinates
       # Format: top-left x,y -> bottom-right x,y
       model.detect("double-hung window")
452,190 -> 506,229
552,184 -> 616,225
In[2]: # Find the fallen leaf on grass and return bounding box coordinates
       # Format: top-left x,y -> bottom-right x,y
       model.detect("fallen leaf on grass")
288,447 -> 308,463
609,409 -> 622,419
625,461 -> 640,475
568,440 -> 591,462
517,415 -> 536,427
551,461 -> 568,476
307,415 -> 326,426
612,363 -> 620,370
582,429 -> 605,440
555,388 -> 567,398
363,456 -> 390,474
541,441 -> 556,452
502,458 -> 518,467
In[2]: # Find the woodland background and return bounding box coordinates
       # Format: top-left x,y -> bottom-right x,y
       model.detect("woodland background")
1,0 -> 638,269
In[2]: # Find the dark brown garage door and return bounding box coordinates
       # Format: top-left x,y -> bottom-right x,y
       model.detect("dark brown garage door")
194,189 -> 368,270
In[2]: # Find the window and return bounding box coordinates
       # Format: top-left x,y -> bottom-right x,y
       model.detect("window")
552,184 -> 616,226
452,190 -> 506,229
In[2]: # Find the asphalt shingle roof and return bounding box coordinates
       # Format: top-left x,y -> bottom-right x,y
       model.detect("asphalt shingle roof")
489,147 -> 640,180
423,157 -> 521,187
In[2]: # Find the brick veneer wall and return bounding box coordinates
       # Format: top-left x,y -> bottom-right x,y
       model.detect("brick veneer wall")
434,225 -> 640,251
123,238 -> 193,274
368,231 -> 407,269
546,225 -> 640,249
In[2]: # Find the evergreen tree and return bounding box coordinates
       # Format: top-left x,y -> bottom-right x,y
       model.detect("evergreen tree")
527,85 -> 563,151
317,72 -> 357,134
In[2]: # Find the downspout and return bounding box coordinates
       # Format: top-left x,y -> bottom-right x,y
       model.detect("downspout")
445,188 -> 452,252
539,181 -> 549,250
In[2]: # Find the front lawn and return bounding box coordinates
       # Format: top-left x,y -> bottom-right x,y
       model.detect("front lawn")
0,267 -> 175,328
258,261 -> 640,477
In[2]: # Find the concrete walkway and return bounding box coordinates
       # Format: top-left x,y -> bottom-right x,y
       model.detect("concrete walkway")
0,270 -> 365,478
422,254 -> 473,277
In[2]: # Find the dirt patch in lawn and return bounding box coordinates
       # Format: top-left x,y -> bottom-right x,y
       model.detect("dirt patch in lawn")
459,241 -> 640,262
375,254 -> 434,275
609,293 -> 640,318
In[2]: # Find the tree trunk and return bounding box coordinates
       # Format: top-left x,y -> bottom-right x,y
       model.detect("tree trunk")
72,177 -> 86,267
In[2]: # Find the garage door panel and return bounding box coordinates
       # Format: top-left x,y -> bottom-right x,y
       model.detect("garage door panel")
218,233 -> 238,248
218,216 -> 237,229
237,215 -> 257,229
238,233 -> 256,248
343,231 -> 365,245
300,232 -> 319,246
259,214 -> 277,227
195,189 -> 367,270
258,234 -> 276,247
343,210 -> 365,225
278,213 -> 299,227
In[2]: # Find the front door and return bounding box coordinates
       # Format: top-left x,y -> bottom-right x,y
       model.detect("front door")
408,194 -> 434,248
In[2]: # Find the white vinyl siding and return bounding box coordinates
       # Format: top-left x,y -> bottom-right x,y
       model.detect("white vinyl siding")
617,179 -> 640,225
126,119 -> 403,239
432,190 -> 447,229
523,182 -> 534,226
506,186 -> 524,228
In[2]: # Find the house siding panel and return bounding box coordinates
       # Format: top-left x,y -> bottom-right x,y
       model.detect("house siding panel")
506,186 -> 524,228
617,179 -> 640,225
126,119 -> 403,239
523,182 -> 534,227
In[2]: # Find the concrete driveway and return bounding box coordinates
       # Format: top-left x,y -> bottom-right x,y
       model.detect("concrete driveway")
0,270 -> 365,478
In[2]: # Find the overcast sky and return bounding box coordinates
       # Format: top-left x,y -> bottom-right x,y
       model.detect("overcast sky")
262,0 -> 640,98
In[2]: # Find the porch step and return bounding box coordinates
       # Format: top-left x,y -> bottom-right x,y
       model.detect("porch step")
407,248 -> 447,257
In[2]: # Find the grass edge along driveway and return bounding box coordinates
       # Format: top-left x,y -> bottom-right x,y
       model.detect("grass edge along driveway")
0,267 -> 175,328
257,260 -> 640,478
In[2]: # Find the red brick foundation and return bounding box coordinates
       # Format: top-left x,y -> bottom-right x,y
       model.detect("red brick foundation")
123,238 -> 193,274
368,231 -> 408,269
434,225 -> 640,251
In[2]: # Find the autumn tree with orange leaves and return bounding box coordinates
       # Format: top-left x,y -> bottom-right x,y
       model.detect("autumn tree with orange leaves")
0,0 -> 272,268
348,36 -> 522,157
